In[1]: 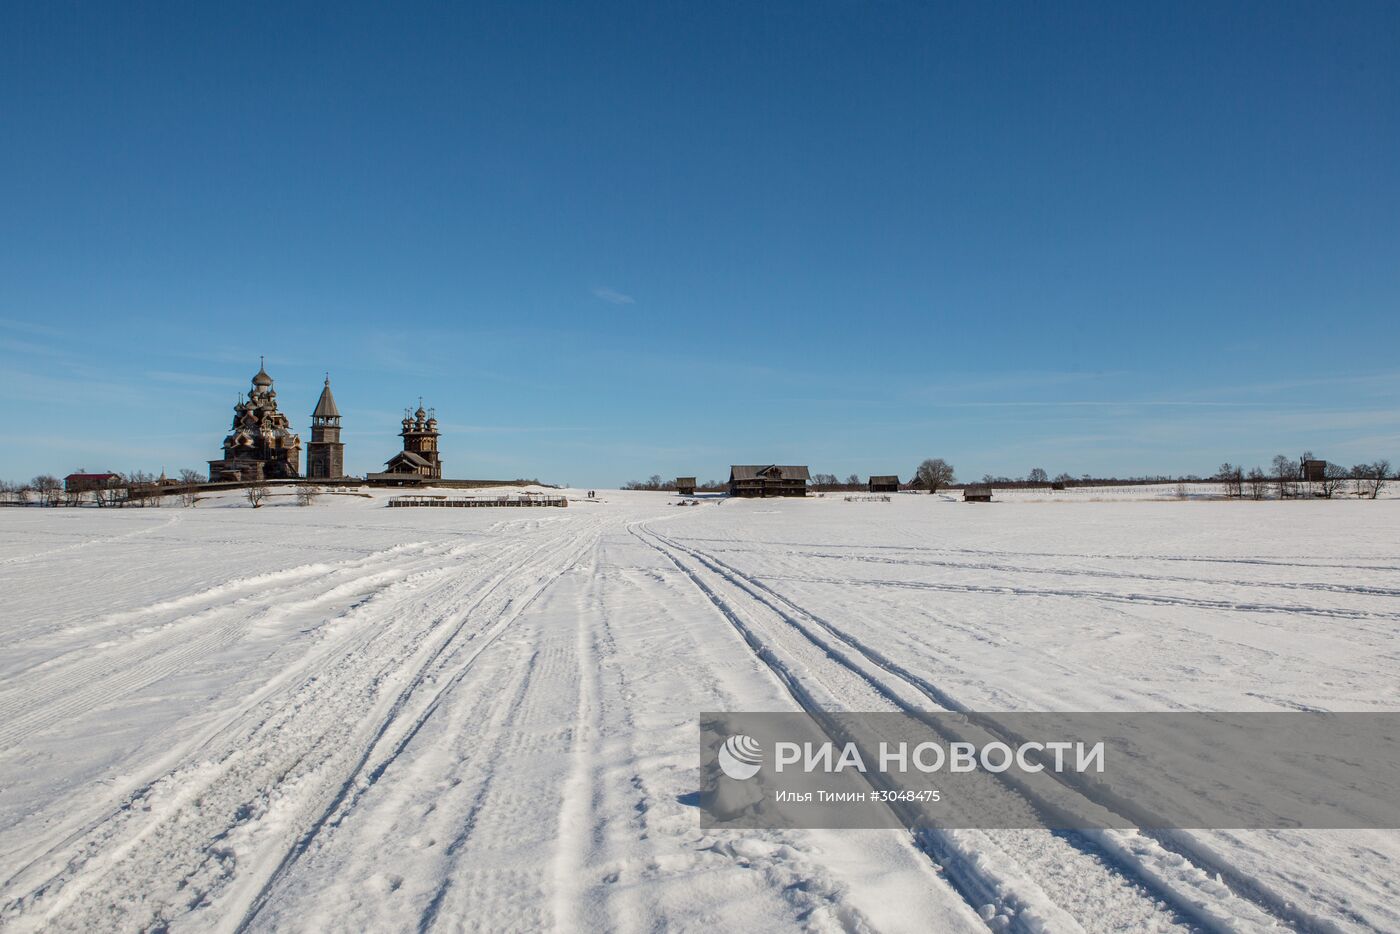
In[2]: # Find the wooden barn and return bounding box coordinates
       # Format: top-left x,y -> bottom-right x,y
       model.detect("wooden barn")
676,477 -> 697,496
1301,458 -> 1327,483
868,475 -> 900,493
963,485 -> 993,502
729,465 -> 810,498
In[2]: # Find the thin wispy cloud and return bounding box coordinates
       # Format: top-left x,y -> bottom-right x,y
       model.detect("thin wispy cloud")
591,286 -> 636,305
0,317 -> 68,339
0,337 -> 70,358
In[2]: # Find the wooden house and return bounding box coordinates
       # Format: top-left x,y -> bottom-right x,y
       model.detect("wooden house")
1301,458 -> 1327,484
64,472 -> 122,494
868,475 -> 899,493
676,477 -> 697,496
728,465 -> 810,498
963,485 -> 993,503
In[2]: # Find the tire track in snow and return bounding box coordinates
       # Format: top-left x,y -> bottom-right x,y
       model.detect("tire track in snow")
757,573 -> 1400,622
0,521 -> 589,933
235,520 -> 604,933
636,523 -> 1305,934
754,548 -> 1400,600
0,540 -> 472,752
655,527 -> 1349,934
0,513 -> 184,568
549,544 -> 602,933
678,536 -> 1400,574
590,527 -> 954,933
0,538 -> 451,674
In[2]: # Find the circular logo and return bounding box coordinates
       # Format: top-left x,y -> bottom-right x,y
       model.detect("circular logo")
718,734 -> 763,780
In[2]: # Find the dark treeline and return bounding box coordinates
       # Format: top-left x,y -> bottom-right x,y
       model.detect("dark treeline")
622,453 -> 1393,500
0,470 -> 207,508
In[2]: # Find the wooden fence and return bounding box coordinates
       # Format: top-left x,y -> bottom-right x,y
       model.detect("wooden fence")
387,495 -> 568,508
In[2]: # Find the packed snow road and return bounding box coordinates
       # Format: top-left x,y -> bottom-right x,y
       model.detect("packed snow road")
1,487 -> 1397,932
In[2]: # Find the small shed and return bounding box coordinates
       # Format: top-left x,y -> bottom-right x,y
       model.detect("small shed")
868,475 -> 900,493
1301,459 -> 1327,483
963,485 -> 993,503
676,477 -> 697,496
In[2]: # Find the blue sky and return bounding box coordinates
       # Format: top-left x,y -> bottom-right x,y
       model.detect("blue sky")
2,2 -> 1397,486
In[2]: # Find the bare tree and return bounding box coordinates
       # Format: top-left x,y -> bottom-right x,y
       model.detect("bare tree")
124,470 -> 155,507
246,480 -> 271,508
623,475 -> 678,491
1216,462 -> 1243,499
915,458 -> 956,494
295,484 -> 321,506
1245,467 -> 1268,500
95,475 -> 128,507
3,479 -> 33,505
1027,467 -> 1049,484
32,475 -> 62,507
1271,455 -> 1298,499
176,468 -> 203,507
845,473 -> 862,488
1360,459 -> 1390,500
1318,463 -> 1347,499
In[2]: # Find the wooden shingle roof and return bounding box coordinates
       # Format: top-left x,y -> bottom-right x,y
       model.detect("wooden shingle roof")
729,465 -> 811,481
386,450 -> 431,469
312,379 -> 340,418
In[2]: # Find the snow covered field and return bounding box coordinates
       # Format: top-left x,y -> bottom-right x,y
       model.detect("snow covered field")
1,487 -> 1397,932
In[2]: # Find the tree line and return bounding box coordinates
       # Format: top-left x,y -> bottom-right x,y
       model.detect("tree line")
1215,455 -> 1390,500
621,453 -> 1394,499
0,470 -> 328,509
0,469 -> 208,508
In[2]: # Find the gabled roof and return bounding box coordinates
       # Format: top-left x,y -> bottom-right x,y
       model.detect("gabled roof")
869,475 -> 900,484
65,472 -> 120,481
386,450 -> 431,469
676,476 -> 697,484
729,465 -> 811,481
312,379 -> 340,418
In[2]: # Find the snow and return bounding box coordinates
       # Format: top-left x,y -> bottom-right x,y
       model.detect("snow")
1,486 -> 1397,931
